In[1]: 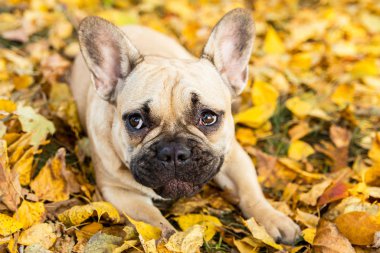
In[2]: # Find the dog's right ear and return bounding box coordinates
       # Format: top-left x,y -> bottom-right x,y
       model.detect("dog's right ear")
78,16 -> 142,102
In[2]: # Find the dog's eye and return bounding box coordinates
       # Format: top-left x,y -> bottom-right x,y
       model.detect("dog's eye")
127,114 -> 145,130
199,110 -> 218,126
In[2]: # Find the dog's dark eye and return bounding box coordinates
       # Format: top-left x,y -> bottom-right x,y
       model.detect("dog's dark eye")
127,113 -> 145,130
199,110 -> 218,126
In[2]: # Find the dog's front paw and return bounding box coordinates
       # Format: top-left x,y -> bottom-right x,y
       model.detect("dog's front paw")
256,209 -> 301,245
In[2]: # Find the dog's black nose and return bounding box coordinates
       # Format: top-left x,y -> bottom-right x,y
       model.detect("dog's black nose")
157,142 -> 191,164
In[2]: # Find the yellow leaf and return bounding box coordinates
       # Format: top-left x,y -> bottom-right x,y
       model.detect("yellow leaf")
236,128 -> 257,146
174,214 -> 222,242
351,58 -> 379,78
290,52 -> 313,71
295,209 -> 319,228
263,26 -> 286,54
331,84 -> 355,107
0,213 -> 23,236
251,80 -> 279,107
335,211 -> 380,246
18,223 -> 57,249
278,158 -> 324,179
369,133 -> 380,164
234,104 -> 275,128
96,9 -> 138,26
288,140 -> 315,161
302,228 -> 316,244
0,99 -> 16,113
30,148 -> 69,202
12,146 -> 35,185
75,222 -> 103,242
16,106 -> 55,147
285,96 -> 313,119
244,218 -> 283,250
13,75 -> 33,90
126,215 -> 161,241
233,237 -> 260,253
165,225 -> 205,253
13,200 -> 45,229
58,201 -> 120,226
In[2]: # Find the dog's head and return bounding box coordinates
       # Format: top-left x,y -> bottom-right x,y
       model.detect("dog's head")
78,9 -> 254,199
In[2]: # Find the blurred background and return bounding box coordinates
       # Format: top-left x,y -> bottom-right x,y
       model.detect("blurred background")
1,0 -> 380,252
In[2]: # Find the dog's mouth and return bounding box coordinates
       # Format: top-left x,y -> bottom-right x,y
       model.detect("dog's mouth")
153,179 -> 203,199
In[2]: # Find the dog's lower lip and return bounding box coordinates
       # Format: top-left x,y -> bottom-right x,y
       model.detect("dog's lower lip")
153,179 -> 202,199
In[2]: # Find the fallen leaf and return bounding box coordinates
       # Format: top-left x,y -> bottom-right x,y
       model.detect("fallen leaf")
0,140 -> 21,211
288,140 -> 315,161
30,148 -> 79,202
313,219 -> 355,253
244,217 -> 283,250
331,84 -> 355,107
0,99 -> 16,113
302,228 -> 316,244
263,26 -> 286,54
16,106 -> 55,147
234,104 -> 275,128
300,179 -> 332,206
25,244 -> 52,253
174,214 -> 222,242
83,232 -> 123,253
18,223 -> 57,249
13,200 -> 45,229
295,209 -> 319,228
0,213 -> 23,236
335,211 -> 380,246
233,236 -> 260,253
58,201 -> 120,227
165,225 -> 205,253
317,181 -> 349,206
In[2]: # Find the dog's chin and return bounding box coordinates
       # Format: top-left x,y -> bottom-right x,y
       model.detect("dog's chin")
153,179 -> 203,199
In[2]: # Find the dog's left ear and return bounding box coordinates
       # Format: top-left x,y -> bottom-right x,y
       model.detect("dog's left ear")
202,8 -> 254,96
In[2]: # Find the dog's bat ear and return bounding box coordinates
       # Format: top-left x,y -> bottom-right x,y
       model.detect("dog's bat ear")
202,8 -> 254,96
78,16 -> 142,101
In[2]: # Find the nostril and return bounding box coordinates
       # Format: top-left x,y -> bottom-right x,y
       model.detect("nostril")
157,146 -> 173,162
176,149 -> 191,162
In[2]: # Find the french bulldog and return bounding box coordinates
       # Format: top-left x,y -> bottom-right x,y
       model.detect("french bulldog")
70,8 -> 301,244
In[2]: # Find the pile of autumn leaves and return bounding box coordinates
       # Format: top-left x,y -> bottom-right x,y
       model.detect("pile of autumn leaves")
1,0 -> 380,252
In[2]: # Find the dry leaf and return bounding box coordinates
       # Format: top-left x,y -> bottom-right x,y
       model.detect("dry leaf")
300,179 -> 332,206
0,213 -> 23,236
0,140 -> 21,211
174,214 -> 222,242
165,225 -> 204,253
313,219 -> 355,253
288,140 -> 315,161
335,211 -> 380,246
13,200 -> 46,229
58,201 -> 120,226
16,106 -> 56,147
18,223 -> 57,249
30,148 -> 79,202
244,217 -> 283,250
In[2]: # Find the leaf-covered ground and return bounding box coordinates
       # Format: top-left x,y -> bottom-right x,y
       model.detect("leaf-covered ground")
0,0 -> 380,252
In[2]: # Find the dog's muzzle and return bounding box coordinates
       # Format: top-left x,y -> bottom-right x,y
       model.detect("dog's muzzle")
130,138 -> 223,199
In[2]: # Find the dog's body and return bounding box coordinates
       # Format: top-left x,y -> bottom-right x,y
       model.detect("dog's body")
70,9 -> 300,243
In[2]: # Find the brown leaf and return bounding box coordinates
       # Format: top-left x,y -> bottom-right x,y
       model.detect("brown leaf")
313,219 -> 355,253
30,148 -> 80,202
335,211 -> 380,246
317,181 -> 350,206
0,140 -> 21,211
315,126 -> 352,171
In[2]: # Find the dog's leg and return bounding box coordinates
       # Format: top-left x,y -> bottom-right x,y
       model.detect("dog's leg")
101,186 -> 175,238
214,140 -> 300,244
